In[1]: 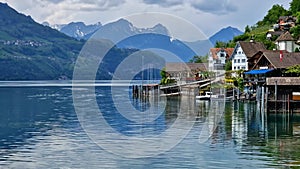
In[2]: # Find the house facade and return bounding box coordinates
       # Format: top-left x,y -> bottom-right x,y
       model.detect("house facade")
208,48 -> 233,71
230,41 -> 266,71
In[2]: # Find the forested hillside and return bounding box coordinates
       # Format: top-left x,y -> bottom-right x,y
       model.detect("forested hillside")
215,0 -> 300,50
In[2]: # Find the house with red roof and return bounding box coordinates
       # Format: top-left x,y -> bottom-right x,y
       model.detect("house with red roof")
208,48 -> 233,71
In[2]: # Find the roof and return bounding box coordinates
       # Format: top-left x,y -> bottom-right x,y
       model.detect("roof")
238,41 -> 266,58
276,31 -> 294,42
267,77 -> 300,86
266,30 -> 285,36
244,69 -> 274,75
165,62 -> 207,72
210,48 -> 234,60
248,51 -> 264,62
257,50 -> 300,69
278,16 -> 297,22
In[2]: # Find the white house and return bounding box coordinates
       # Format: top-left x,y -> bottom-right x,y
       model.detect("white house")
208,48 -> 233,71
230,41 -> 265,71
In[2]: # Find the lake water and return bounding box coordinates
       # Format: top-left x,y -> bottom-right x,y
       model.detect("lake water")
0,83 -> 300,168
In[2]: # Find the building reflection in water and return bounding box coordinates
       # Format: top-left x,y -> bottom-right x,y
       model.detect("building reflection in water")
202,100 -> 300,167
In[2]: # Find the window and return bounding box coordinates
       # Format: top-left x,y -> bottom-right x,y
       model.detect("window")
237,66 -> 240,69
241,66 -> 246,69
234,66 -> 236,70
238,51 -> 241,54
234,59 -> 237,63
242,59 -> 246,63
220,53 -> 225,57
238,59 -> 240,63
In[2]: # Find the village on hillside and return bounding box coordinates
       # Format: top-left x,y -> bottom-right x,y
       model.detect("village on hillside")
161,15 -> 300,113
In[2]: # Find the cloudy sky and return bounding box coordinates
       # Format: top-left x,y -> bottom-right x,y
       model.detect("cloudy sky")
1,0 -> 292,37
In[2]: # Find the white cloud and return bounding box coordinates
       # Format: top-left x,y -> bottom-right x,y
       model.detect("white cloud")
189,0 -> 237,15
0,0 -> 292,36
141,0 -> 238,15
142,0 -> 183,7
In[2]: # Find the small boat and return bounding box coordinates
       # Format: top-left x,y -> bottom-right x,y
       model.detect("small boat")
196,91 -> 218,100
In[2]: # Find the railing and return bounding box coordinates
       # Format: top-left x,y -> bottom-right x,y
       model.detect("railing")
244,76 -> 266,83
159,78 -> 213,89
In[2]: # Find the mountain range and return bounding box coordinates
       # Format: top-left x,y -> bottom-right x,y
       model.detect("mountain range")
209,26 -> 243,45
50,20 -> 243,46
49,19 -> 243,61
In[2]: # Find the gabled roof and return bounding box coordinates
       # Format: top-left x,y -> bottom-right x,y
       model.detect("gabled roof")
254,50 -> 300,69
276,31 -> 294,42
165,63 -> 207,72
209,48 -> 234,60
238,41 -> 266,58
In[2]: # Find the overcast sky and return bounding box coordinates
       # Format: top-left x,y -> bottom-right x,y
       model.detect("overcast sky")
1,0 -> 292,37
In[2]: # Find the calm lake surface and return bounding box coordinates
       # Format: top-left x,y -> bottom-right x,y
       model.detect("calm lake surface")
0,82 -> 300,168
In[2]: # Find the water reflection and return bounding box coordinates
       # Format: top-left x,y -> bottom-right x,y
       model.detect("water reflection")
0,87 -> 299,168
214,101 -> 300,167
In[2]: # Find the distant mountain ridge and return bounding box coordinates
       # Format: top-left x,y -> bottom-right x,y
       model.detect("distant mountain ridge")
209,26 -> 243,45
53,20 -> 242,46
50,19 -> 170,41
52,19 -> 242,58
45,21 -> 102,40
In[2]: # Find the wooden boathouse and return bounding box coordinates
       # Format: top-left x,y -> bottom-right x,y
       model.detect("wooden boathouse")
244,49 -> 300,113
266,77 -> 300,113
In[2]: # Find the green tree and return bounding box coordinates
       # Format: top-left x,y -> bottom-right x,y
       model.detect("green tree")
284,64 -> 300,76
215,41 -> 227,48
245,25 -> 251,33
160,67 -> 175,85
237,77 -> 244,92
233,34 -> 250,42
290,0 -> 300,15
214,41 -> 236,48
160,67 -> 167,79
290,26 -> 300,38
258,4 -> 288,26
225,60 -> 232,71
189,55 -> 208,63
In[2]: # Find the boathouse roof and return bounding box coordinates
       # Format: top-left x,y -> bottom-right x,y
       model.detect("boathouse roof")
165,63 -> 207,72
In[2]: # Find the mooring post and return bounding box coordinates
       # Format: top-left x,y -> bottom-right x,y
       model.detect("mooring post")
288,94 -> 290,113
233,88 -> 235,101
275,80 -> 277,113
261,86 -> 265,130
265,86 -> 268,113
